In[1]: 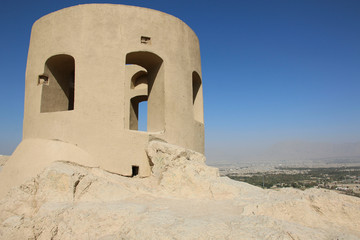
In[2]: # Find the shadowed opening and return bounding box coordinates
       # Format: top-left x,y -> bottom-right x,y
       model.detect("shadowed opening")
130,95 -> 148,131
192,71 -> 203,123
40,54 -> 75,113
126,51 -> 164,132
132,165 -> 139,177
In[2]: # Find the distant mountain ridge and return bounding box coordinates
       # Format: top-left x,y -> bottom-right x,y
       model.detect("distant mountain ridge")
206,141 -> 360,165
264,141 -> 360,162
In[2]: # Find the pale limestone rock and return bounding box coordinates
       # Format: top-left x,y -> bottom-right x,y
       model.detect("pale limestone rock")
147,141 -> 240,199
0,141 -> 360,239
0,155 -> 8,167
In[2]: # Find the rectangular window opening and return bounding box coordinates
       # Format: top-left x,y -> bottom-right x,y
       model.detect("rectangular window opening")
38,74 -> 49,85
141,36 -> 151,44
132,165 -> 139,177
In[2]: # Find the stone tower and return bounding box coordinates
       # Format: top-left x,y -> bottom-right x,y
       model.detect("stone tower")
0,4 -> 204,195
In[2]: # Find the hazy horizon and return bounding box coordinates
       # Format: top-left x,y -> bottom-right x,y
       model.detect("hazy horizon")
206,140 -> 360,165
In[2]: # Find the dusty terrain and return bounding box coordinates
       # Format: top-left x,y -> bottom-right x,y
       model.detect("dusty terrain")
0,141 -> 359,240
0,155 -> 8,166
0,155 -> 8,172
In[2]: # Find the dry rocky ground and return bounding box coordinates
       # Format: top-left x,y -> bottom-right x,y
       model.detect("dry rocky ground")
0,155 -> 8,167
0,142 -> 359,240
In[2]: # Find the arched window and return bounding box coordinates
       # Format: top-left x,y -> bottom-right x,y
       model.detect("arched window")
192,71 -> 204,123
131,70 -> 148,89
126,51 -> 164,132
40,54 -> 75,112
129,95 -> 148,131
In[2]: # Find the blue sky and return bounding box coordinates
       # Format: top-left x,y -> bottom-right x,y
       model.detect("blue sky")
1,0 -> 359,163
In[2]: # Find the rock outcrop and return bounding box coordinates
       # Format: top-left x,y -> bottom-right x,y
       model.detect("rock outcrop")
0,155 -> 8,167
0,141 -> 359,239
0,155 -> 9,173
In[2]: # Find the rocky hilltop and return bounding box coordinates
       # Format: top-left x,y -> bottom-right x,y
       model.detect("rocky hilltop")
0,155 -> 8,167
0,141 -> 359,239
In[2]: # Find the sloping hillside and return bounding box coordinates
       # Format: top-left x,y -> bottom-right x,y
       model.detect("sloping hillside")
0,142 -> 359,239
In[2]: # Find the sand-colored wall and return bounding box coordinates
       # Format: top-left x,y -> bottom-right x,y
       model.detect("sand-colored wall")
1,4 -> 204,196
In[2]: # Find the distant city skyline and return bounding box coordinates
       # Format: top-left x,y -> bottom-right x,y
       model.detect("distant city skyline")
1,0 -> 359,163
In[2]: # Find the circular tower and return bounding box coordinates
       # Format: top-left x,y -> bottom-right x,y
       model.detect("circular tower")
1,4 -> 204,193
